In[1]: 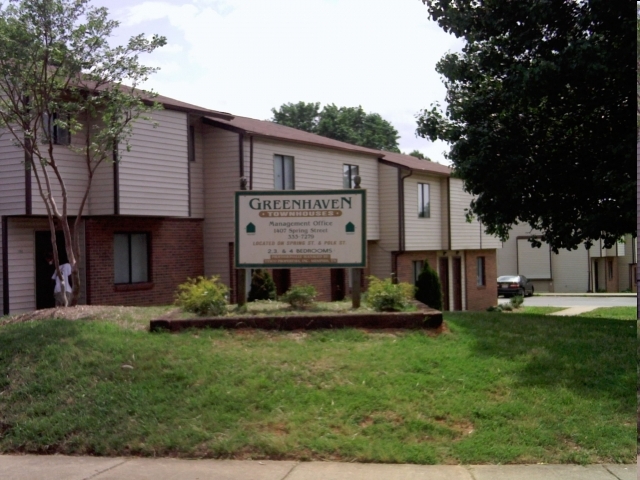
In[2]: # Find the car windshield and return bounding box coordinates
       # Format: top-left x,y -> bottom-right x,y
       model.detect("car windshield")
497,276 -> 519,282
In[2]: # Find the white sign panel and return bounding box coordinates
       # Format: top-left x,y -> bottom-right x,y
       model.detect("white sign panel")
235,190 -> 366,268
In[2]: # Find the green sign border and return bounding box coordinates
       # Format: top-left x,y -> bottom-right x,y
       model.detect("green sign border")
235,189 -> 367,268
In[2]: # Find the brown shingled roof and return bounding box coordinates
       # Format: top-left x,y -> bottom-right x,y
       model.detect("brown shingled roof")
152,93 -> 233,119
379,151 -> 452,176
204,115 -> 383,156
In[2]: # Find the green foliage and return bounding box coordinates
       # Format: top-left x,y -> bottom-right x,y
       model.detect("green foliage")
414,261 -> 443,310
510,295 -> 524,309
271,102 -> 400,152
417,0 -> 635,251
270,101 -> 320,132
280,284 -> 317,309
406,149 -> 431,161
247,269 -> 276,302
0,0 -> 165,305
175,276 -> 228,316
365,276 -> 415,312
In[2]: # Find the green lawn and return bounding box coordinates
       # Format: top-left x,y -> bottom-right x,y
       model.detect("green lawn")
578,307 -> 637,320
0,310 -> 634,464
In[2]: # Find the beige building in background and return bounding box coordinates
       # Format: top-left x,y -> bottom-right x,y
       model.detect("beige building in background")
497,223 -> 637,293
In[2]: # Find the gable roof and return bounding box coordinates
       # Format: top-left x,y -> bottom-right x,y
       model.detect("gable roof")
153,93 -> 233,120
204,115 -> 384,157
379,151 -> 452,177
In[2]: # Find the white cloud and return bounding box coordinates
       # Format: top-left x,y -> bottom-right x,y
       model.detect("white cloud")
96,0 -> 463,163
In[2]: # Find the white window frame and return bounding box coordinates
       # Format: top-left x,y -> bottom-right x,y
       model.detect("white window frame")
418,183 -> 430,218
476,257 -> 486,286
43,112 -> 71,145
274,154 -> 294,190
114,233 -> 150,284
343,164 -> 359,189
412,260 -> 424,285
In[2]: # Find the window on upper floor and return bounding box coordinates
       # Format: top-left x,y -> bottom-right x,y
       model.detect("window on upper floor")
274,154 -> 294,190
188,125 -> 196,162
477,257 -> 486,286
343,164 -> 359,189
114,233 -> 150,284
418,183 -> 430,218
42,112 -> 70,145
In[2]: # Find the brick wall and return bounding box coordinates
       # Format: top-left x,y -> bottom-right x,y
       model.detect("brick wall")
395,251 -> 438,285
465,249 -> 497,311
85,217 -> 203,306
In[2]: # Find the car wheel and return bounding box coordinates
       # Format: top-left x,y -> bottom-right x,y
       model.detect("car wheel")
518,288 -> 524,297
528,287 -> 534,297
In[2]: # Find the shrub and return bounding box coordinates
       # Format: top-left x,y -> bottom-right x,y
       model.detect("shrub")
248,269 -> 277,302
415,260 -> 443,310
280,284 -> 317,308
510,294 -> 524,309
365,276 -> 415,312
175,276 -> 228,316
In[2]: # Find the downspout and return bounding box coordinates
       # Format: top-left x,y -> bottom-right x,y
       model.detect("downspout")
2,216 -> 9,315
447,177 -> 452,251
238,132 -> 245,179
249,135 -> 254,190
398,168 -> 413,251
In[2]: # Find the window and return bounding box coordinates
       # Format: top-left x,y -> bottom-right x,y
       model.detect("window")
188,125 -> 196,162
114,233 -> 149,284
477,257 -> 486,286
413,260 -> 424,285
343,164 -> 359,188
274,154 -> 294,190
43,112 -> 70,145
607,260 -> 613,280
418,183 -> 430,218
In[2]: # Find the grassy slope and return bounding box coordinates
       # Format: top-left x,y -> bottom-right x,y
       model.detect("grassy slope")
0,311 -> 635,464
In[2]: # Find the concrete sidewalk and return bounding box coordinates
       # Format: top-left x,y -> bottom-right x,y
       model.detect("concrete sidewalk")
0,455 -> 635,480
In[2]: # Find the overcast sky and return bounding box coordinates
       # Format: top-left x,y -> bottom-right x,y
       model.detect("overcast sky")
93,0 -> 464,164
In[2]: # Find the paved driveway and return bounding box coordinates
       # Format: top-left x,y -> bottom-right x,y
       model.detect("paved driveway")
498,296 -> 637,308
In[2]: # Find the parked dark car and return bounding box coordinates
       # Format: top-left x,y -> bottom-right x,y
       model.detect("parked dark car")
497,275 -> 534,297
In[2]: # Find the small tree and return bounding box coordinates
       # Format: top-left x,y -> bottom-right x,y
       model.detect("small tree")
0,0 -> 166,306
415,260 -> 443,310
247,269 -> 277,302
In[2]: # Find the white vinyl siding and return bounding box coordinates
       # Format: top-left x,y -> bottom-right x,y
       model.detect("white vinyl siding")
202,127 -> 240,286
404,173 -> 442,251
517,238 -> 551,279
251,138 -> 380,240
590,238 -> 626,258
449,178 -> 501,250
377,163 -> 399,252
0,129 -> 26,215
189,122 -> 205,218
551,246 -> 589,292
118,109 -> 189,217
88,155 -> 114,215
30,143 -> 88,216
618,234 -> 637,291
368,241 -> 393,280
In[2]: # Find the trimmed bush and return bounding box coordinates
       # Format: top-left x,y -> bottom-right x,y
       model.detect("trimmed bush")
248,269 -> 277,302
365,276 -> 415,312
280,284 -> 317,308
175,276 -> 228,316
510,294 -> 524,309
415,260 -> 443,310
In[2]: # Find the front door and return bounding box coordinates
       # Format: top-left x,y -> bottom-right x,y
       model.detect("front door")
439,257 -> 449,311
452,257 -> 462,311
330,269 -> 345,301
35,230 -> 67,309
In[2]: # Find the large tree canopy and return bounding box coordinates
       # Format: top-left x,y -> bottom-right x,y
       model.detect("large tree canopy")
417,0 -> 635,251
271,101 -> 400,152
0,0 -> 165,305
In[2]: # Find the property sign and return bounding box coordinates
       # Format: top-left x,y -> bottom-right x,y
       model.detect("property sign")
235,190 -> 366,268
